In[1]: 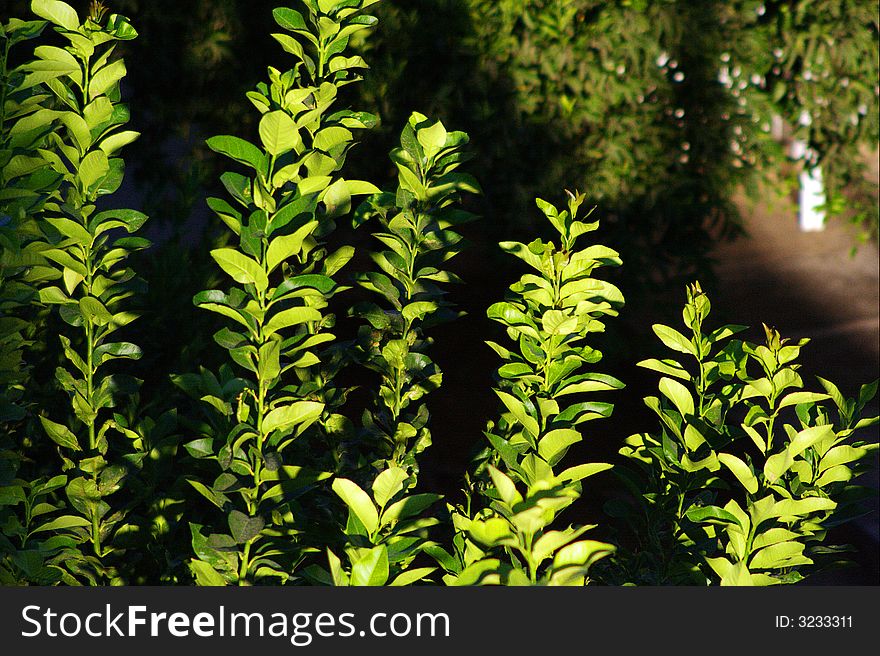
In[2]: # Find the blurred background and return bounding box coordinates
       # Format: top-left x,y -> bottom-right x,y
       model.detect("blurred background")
5,0 -> 878,581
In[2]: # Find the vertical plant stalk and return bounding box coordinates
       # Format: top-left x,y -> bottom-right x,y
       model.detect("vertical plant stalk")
616,283 -> 749,583
0,12 -> 86,586
352,111 -> 480,472
311,112 -> 480,587
440,191 -> 625,586
619,284 -> 879,585
186,0 -> 383,586
24,0 -> 147,583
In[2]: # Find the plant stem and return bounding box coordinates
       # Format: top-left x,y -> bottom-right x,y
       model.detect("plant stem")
253,380 -> 266,514
238,539 -> 252,585
86,321 -> 96,450
91,510 -> 101,557
84,232 -> 100,556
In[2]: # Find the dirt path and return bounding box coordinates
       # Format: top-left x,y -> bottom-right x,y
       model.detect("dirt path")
714,190 -> 878,393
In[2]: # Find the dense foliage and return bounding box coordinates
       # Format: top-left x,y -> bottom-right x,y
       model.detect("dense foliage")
1,0 -> 877,587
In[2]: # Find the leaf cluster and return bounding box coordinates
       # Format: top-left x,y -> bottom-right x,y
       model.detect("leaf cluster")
441,192 -> 625,585
616,283 -> 879,585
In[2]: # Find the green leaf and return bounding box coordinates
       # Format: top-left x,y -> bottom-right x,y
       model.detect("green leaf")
187,480 -> 230,510
0,485 -> 26,506
685,505 -> 742,527
401,301 -> 438,323
95,158 -> 125,196
858,380 -> 878,406
542,309 -> 578,335
637,358 -> 689,380
183,438 -> 214,459
79,296 -> 114,326
777,392 -> 829,409
314,126 -> 353,153
417,120 -> 447,152
106,14 -> 138,40
206,136 -> 264,171
820,445 -> 867,472
708,324 -> 748,343
718,453 -> 758,494
210,248 -> 269,292
45,217 -> 91,245
557,373 -> 625,396
658,377 -> 695,417
381,494 -> 442,525
79,150 -> 109,190
264,307 -> 322,336
266,221 -> 317,272
92,209 -> 148,234
533,527 -> 591,565
258,464 -> 331,488
751,528 -> 801,551
32,0 -> 79,31
190,559 -> 229,587
372,467 -> 408,509
466,517 -> 515,547
389,567 -> 437,586
89,59 -> 127,99
764,425 -> 835,484
332,478 -> 379,535
552,539 -> 615,572
653,324 -> 696,356
558,462 -> 612,482
272,33 -> 305,60
538,429 -> 582,465
321,178 -> 351,217
273,7 -> 308,31
228,510 -> 265,544
94,341 -> 142,364
750,541 -> 807,570
98,130 -> 139,157
706,557 -> 753,586
259,111 -> 301,156
496,390 -> 539,438
499,241 -> 542,272
29,515 -> 91,534
39,416 -> 80,451
262,401 -> 324,435
488,466 -> 521,507
220,172 -> 252,206
350,545 -> 389,587
34,44 -> 78,69
487,302 -> 540,340
65,478 -> 101,517
768,497 -> 836,520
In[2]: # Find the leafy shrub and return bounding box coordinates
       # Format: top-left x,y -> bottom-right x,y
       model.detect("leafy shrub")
437,192 -> 625,585
0,0 -> 877,588
613,284 -> 879,585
